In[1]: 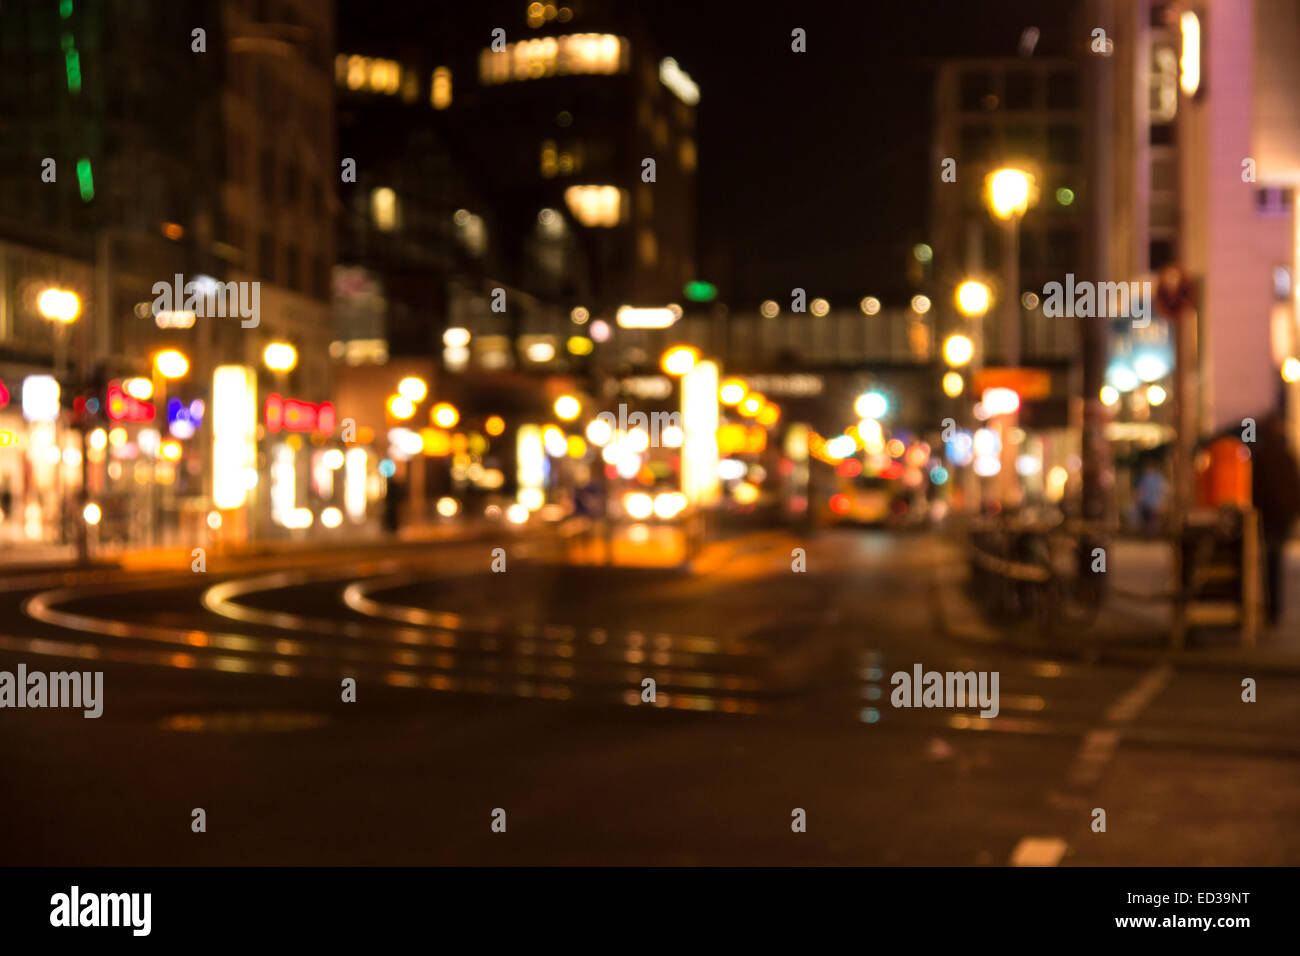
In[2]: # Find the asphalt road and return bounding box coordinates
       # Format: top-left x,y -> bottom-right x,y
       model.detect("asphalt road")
1,526 -> 1297,865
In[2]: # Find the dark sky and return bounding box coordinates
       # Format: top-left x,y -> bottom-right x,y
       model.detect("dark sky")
340,0 -> 1079,306
641,0 -> 1079,303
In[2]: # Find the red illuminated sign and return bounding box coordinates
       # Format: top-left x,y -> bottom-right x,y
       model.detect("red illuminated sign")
265,394 -> 336,435
0,380 -> 9,407
106,381 -> 156,423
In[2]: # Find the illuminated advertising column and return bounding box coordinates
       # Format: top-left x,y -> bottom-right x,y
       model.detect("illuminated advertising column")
681,361 -> 720,507
516,424 -> 545,511
344,448 -> 368,522
211,366 -> 257,519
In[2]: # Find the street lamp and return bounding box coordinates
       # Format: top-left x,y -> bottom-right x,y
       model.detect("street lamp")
387,395 -> 416,421
554,394 -> 581,421
431,402 -> 458,428
661,345 -> 698,376
38,288 -> 80,323
149,349 -> 189,547
719,378 -> 747,405
984,167 -> 1036,509
398,376 -> 427,403
943,334 -> 974,368
37,287 -> 84,555
984,168 -> 1036,363
986,168 -> 1034,221
154,349 -> 189,379
262,342 -> 298,374
854,391 -> 888,420
955,280 -> 991,319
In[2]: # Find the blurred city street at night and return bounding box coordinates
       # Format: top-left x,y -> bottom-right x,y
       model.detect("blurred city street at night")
2,0 -> 1300,882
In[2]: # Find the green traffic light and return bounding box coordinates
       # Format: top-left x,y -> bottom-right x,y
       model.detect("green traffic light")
683,280 -> 717,303
65,48 -> 81,93
76,158 -> 94,202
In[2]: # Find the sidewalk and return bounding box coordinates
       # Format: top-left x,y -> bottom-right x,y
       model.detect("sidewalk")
0,519 -> 501,574
935,536 -> 1300,675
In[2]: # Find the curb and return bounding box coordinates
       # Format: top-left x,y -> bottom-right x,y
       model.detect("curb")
932,565 -> 1300,677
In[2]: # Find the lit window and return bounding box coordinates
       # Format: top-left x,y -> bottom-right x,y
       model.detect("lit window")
564,185 -> 622,227
431,66 -> 451,109
346,55 -> 366,90
679,138 -> 697,173
479,34 -> 628,86
638,229 -> 658,266
371,187 -> 398,232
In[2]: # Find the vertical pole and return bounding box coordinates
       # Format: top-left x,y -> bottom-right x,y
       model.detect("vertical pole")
1241,507 -> 1259,648
152,370 -> 166,548
1080,0 -> 1115,610
54,322 -> 68,546
997,216 -> 1022,509
1170,303 -> 1191,649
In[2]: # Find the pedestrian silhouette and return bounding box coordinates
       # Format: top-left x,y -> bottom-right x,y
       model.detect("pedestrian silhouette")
383,477 -> 404,535
1250,412 -> 1300,626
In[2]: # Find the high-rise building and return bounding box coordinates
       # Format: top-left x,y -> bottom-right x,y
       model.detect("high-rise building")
930,55 -> 1087,368
334,0 -> 699,376
0,0 -> 337,546
1107,0 -> 1300,440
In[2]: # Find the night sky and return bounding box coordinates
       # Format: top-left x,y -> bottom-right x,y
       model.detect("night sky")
649,0 -> 1079,304
340,0 -> 1080,306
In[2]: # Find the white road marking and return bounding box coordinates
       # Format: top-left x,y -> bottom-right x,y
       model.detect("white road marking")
1010,836 -> 1068,867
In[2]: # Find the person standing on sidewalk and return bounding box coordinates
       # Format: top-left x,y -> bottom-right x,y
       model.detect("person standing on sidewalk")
1251,412 -> 1300,627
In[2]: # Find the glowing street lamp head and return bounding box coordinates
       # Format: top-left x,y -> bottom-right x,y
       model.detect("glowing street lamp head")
955,280 -> 992,317
854,391 -> 888,420
397,376 -> 428,402
431,402 -> 459,428
387,395 -> 416,420
660,345 -> 699,376
124,377 -> 153,400
262,342 -> 297,373
942,371 -> 965,397
719,378 -> 747,405
154,349 -> 189,379
553,394 -> 581,421
38,288 -> 80,323
943,334 -> 975,368
986,168 -> 1035,220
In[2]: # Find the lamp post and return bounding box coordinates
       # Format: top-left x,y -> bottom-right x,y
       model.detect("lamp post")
396,375 -> 428,527
38,288 -> 81,551
984,168 -> 1036,509
955,280 -> 991,511
261,343 -> 298,536
152,349 -> 189,546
